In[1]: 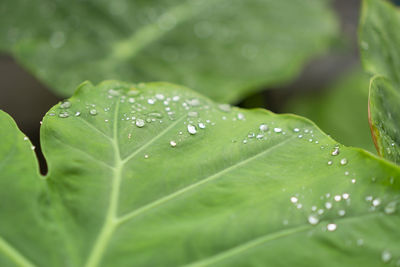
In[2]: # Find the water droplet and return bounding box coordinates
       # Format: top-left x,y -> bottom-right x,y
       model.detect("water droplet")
340,158 -> 348,165
293,128 -> 300,133
248,132 -> 255,138
345,171 -> 349,176
187,98 -> 200,106
327,223 -> 337,232
325,202 -> 332,209
351,179 -> 356,184
237,113 -> 245,120
172,96 -> 180,102
31,145 -> 35,150
334,195 -> 342,202
384,201 -> 397,214
290,196 -> 298,204
308,215 -> 319,225
338,210 -> 346,216
136,119 -> 145,128
331,147 -> 340,156
60,101 -> 71,109
382,250 -> 392,263
170,140 -> 177,147
59,111 -> 69,118
147,99 -> 155,105
144,154 -> 149,159
372,198 -> 381,207
187,124 -> 197,135
218,104 -> 231,112
296,204 -> 303,209
274,128 -> 282,133
198,122 -> 206,129
23,137 -> 28,141
259,124 -> 268,132
75,111 -> 81,117
365,196 -> 373,201
89,109 -> 98,116
342,193 -> 350,200
128,98 -> 135,103
327,160 -> 333,166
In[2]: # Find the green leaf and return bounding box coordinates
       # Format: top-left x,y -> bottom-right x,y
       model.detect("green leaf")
1,81 -> 400,266
284,69 -> 376,153
0,0 -> 338,102
359,0 -> 400,163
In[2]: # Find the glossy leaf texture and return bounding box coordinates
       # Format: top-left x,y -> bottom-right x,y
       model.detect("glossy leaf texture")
284,69 -> 376,153
0,0 -> 338,103
359,0 -> 400,163
1,81 -> 400,266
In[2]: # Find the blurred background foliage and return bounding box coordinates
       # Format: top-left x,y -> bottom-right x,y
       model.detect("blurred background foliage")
2,0 -> 397,162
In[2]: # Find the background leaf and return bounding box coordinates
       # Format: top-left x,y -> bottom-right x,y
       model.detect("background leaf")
1,81 -> 400,266
359,0 -> 400,163
0,0 -> 338,102
283,69 -> 375,153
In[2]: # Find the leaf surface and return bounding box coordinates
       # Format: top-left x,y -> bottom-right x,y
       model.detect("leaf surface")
1,81 -> 400,266
0,0 -> 338,102
359,0 -> 400,163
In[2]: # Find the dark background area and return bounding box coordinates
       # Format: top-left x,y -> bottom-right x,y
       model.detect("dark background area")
0,0 -> 361,173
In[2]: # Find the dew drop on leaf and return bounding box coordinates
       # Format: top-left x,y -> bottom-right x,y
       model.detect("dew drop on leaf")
187,124 -> 197,135
89,109 -> 98,116
384,201 -> 397,214
136,119 -> 145,128
218,104 -> 231,112
60,101 -> 71,109
327,223 -> 337,232
259,124 -> 268,132
340,158 -> 348,165
170,141 -> 177,147
331,147 -> 340,156
381,250 -> 392,263
290,196 -> 298,204
308,215 -> 319,225
58,111 -> 69,118
372,198 -> 381,207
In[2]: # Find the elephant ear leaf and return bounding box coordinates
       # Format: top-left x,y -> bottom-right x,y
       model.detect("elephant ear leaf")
360,0 -> 400,164
0,0 -> 338,102
0,80 -> 400,266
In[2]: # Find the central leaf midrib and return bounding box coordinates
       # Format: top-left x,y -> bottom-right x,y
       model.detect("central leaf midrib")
84,100 -> 186,267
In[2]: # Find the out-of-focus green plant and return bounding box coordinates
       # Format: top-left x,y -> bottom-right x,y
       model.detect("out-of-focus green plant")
0,0 -> 338,102
360,0 -> 400,164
